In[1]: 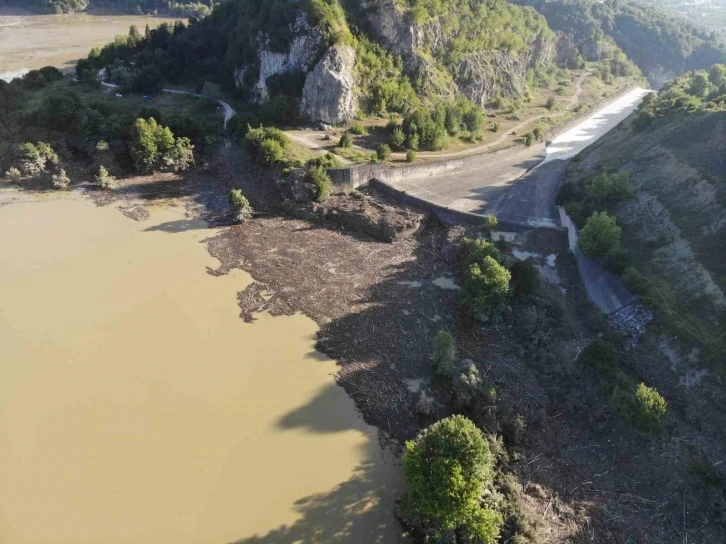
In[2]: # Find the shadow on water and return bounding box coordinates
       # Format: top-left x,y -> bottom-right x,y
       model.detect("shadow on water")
231,382 -> 405,544
143,218 -> 206,233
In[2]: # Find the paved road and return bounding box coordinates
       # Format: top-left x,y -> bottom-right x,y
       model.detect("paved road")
390,88 -> 651,229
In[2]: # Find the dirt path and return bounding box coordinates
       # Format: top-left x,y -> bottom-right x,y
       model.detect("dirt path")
289,72 -> 591,164
98,69 -> 236,129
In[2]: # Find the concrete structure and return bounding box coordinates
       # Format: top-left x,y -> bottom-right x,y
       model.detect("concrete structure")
327,85 -> 650,230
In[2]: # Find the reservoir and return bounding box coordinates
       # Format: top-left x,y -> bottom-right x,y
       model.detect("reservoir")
0,190 -> 405,543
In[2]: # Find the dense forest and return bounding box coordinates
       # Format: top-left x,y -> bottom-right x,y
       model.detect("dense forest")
1,0 -> 216,16
511,0 -> 726,85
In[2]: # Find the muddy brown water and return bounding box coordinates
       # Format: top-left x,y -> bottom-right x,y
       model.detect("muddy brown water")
0,9 -> 181,80
0,190 -> 405,543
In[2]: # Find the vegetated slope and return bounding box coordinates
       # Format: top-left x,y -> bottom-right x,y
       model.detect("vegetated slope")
0,0 -> 214,17
563,65 -> 726,361
76,0 -> 639,125
512,0 -> 725,86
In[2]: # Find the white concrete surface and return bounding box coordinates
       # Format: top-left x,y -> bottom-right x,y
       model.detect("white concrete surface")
544,87 -> 652,162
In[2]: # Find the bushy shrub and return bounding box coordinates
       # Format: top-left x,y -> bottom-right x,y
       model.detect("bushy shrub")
406,150 -> 417,163
229,188 -> 252,223
482,214 -> 498,231
434,330 -> 456,379
229,188 -> 250,210
259,139 -> 284,166
585,172 -> 635,203
305,164 -> 332,202
51,169 -> 71,190
245,125 -> 290,166
462,239 -> 502,270
391,126 -> 406,150
579,211 -> 622,258
399,415 -> 502,543
632,383 -> 668,429
95,165 -> 117,189
612,378 -> 668,432
338,132 -> 353,148
376,143 -> 392,161
348,122 -> 365,135
453,360 -> 483,408
460,256 -> 511,321
17,142 -> 56,176
4,167 -> 22,183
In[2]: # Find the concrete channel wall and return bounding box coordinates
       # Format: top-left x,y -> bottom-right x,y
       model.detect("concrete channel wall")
559,206 -> 635,313
327,83 -> 643,197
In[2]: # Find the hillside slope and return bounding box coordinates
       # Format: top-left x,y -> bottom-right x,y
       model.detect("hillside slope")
562,66 -> 726,360
512,0 -> 725,86
76,0 -> 640,125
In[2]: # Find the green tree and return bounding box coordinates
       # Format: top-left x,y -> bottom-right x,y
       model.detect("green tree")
305,164 -> 332,202
95,165 -> 117,189
545,97 -> 555,110
339,132 -> 353,148
406,149 -> 417,163
585,172 -> 635,202
463,108 -> 484,133
461,256 -> 511,321
377,143 -> 392,161
229,188 -> 252,223
709,64 -> 726,86
51,169 -> 71,190
688,73 -> 710,97
130,118 -> 159,172
434,330 -> 456,379
579,211 -> 622,258
129,117 -> 193,173
259,139 -> 284,166
391,126 -> 406,150
632,383 -> 668,430
399,415 -> 502,543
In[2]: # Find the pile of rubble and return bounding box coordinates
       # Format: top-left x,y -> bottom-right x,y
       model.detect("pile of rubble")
609,303 -> 655,350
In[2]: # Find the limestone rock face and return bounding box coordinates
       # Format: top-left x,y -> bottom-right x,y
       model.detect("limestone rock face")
301,45 -> 358,125
355,0 -> 557,104
234,13 -> 323,103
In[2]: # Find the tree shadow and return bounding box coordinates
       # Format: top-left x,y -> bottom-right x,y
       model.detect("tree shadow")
143,218 -> 207,233
231,381 -> 406,544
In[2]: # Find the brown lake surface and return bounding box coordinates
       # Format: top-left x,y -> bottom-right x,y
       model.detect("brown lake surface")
0,9 -> 181,80
0,190 -> 405,544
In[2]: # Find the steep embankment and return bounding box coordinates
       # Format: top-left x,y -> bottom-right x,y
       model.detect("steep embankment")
563,66 -> 726,359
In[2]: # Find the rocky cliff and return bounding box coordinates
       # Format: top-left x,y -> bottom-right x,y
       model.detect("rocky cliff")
230,0 -> 564,123
354,0 -> 557,105
301,44 -> 358,125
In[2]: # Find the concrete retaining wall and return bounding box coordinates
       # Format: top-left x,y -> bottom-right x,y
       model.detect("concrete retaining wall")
327,82 -> 643,193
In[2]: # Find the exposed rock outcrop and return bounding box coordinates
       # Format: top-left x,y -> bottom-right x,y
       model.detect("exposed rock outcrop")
354,0 -> 556,104
301,44 -> 358,125
234,13 -> 323,103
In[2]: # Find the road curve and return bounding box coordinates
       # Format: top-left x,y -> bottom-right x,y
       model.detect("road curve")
98,69 -> 236,129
